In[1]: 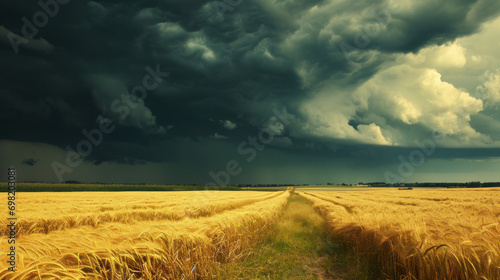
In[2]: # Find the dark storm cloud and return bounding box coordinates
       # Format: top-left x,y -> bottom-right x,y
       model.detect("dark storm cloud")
1,0 -> 500,168
21,158 -> 38,166
341,0 -> 500,53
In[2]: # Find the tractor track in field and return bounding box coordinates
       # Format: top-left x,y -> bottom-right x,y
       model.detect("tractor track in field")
303,192 -> 358,214
218,193 -> 367,279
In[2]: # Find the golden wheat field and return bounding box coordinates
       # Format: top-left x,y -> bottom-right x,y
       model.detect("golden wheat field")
3,187 -> 500,280
298,188 -> 500,280
0,190 -> 290,279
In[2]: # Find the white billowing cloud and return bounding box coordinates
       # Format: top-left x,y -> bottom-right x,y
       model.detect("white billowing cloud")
186,37 -> 216,61
356,123 -> 392,145
243,38 -> 286,70
476,69 -> 500,105
156,22 -> 185,39
157,33 -> 218,73
300,87 -> 392,145
404,42 -> 467,69
355,64 -> 484,142
292,6 -> 500,147
458,16 -> 500,69
299,62 -> 490,146
222,120 -> 237,130
211,133 -> 227,140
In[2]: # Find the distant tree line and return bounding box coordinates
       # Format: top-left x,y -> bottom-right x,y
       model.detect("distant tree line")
362,181 -> 499,188
11,181 -> 500,189
234,184 -> 308,188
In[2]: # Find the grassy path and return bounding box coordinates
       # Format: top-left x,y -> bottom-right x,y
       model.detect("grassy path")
218,193 -> 366,279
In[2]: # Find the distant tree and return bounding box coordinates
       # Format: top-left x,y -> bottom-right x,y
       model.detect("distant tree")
64,180 -> 81,184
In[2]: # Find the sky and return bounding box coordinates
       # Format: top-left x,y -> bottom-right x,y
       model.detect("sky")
1,0 -> 500,185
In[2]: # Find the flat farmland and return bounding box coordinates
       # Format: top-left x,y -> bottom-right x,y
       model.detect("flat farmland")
2,187 -> 500,280
0,190 -> 290,279
299,188 -> 500,279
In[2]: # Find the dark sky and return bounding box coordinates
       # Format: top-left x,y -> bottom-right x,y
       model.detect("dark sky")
1,0 -> 500,185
